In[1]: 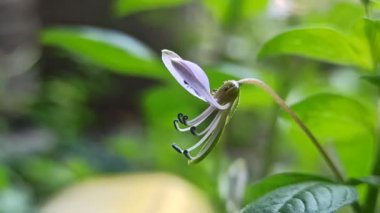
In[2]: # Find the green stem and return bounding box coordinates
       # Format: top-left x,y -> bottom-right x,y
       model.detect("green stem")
238,78 -> 345,182
363,94 -> 380,213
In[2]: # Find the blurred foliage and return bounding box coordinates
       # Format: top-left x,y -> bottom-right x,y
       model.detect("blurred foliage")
289,93 -> 375,177
41,27 -> 162,80
365,18 -> 380,66
203,0 -> 268,27
1,0 -> 380,212
362,74 -> 380,87
114,0 -> 189,17
258,28 -> 372,70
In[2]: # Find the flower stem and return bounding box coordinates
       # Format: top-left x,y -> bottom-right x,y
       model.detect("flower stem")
238,78 -> 345,182
363,95 -> 380,213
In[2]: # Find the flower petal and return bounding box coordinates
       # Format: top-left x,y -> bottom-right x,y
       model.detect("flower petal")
178,60 -> 230,110
162,49 -> 210,101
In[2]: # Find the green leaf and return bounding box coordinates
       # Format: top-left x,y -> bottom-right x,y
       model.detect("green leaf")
0,166 -> 9,189
304,2 -> 364,32
289,93 -> 375,177
291,93 -> 374,137
364,18 -> 380,67
114,0 -> 189,17
361,75 -> 380,87
258,28 -> 372,69
244,173 -> 332,203
241,181 -> 357,213
349,176 -> 380,187
203,0 -> 268,26
41,26 -> 166,80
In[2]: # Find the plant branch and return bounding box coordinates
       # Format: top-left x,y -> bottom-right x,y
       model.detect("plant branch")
238,78 -> 345,182
363,95 -> 380,213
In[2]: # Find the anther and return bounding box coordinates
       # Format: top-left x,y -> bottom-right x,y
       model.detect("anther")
177,113 -> 184,123
182,115 -> 188,125
183,150 -> 193,160
177,113 -> 189,125
190,126 -> 198,136
172,143 -> 184,154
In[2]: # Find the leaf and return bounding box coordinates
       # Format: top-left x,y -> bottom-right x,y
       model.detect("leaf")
241,181 -> 357,213
361,75 -> 380,87
41,26 -> 166,80
289,93 -> 375,177
203,0 -> 268,26
291,93 -> 374,137
113,0 -> 189,17
364,18 -> 380,67
244,173 -> 332,203
258,28 -> 372,69
349,176 -> 380,187
0,166 -> 9,189
304,2 -> 364,32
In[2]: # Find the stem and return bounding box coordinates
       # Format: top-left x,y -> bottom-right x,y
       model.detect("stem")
238,78 -> 345,182
363,95 -> 380,213
361,0 -> 370,18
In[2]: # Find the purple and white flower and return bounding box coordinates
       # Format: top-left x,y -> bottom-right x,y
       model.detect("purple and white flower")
161,49 -> 240,164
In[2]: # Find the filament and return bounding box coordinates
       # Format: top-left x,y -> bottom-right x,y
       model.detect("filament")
189,117 -> 225,161
186,111 -> 223,152
171,143 -> 184,153
190,111 -> 223,136
185,106 -> 216,126
173,120 -> 192,132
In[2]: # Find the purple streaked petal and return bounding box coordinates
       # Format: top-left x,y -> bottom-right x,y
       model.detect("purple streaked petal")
162,50 -> 207,101
180,60 -> 230,110
180,60 -> 210,94
162,50 -> 217,103
162,49 -> 230,110
170,58 -> 211,102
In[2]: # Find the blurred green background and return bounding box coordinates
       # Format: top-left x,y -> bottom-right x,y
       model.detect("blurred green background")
0,0 -> 379,212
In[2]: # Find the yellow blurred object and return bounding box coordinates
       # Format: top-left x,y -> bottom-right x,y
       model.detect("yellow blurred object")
41,173 -> 214,213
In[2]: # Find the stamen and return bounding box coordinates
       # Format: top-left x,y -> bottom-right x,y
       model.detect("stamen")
190,126 -> 198,136
187,111 -> 223,152
173,120 -> 192,132
172,143 -> 184,153
190,121 -> 224,161
182,115 -> 188,125
177,113 -> 189,125
186,106 -> 216,126
173,120 -> 179,130
208,98 -> 230,110
183,150 -> 193,160
177,113 -> 184,123
190,111 -> 223,137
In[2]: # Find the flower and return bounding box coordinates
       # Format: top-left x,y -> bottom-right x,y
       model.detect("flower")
161,49 -> 240,164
